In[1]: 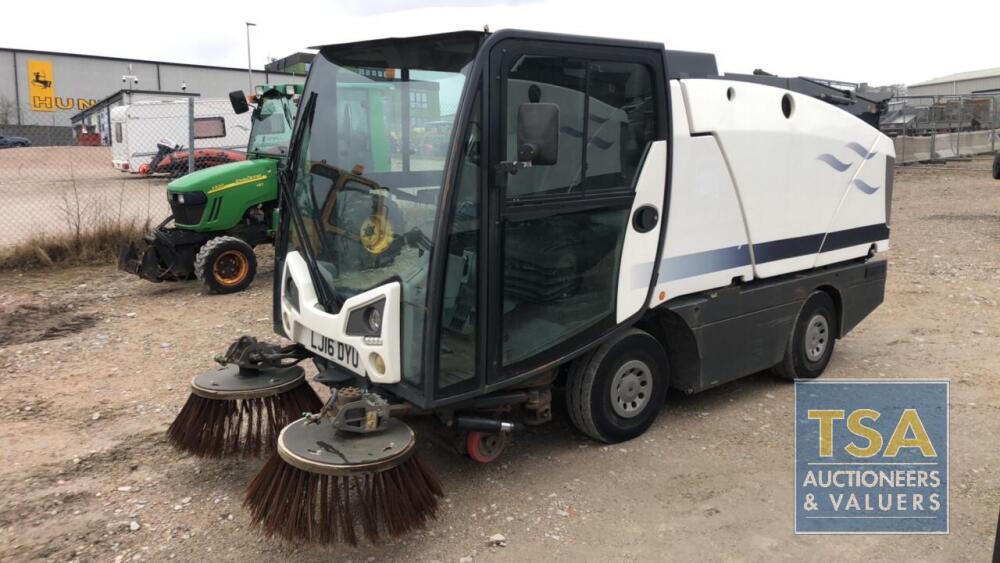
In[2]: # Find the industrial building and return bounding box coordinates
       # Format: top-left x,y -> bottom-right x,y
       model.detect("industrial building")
908,67 -> 1000,97
0,46 -> 309,137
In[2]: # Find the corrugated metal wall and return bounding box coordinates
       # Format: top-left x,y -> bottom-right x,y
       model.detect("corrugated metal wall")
908,75 -> 1000,97
0,48 -> 307,127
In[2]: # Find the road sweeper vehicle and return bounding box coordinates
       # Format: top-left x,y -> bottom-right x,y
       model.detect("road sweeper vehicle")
166,29 -> 894,544
118,84 -> 302,293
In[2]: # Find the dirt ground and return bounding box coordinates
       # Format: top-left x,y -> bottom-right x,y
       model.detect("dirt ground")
0,146 -> 169,247
0,158 -> 997,562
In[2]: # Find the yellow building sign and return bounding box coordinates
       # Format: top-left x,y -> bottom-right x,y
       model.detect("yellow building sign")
27,59 -> 56,112
25,60 -> 97,113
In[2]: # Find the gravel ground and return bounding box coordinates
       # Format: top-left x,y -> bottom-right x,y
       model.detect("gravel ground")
0,146 -> 169,247
0,158 -> 997,562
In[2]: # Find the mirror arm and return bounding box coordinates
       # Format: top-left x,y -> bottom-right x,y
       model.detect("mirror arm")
496,160 -> 533,175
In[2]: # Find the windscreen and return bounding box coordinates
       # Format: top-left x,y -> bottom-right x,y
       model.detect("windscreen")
285,34 -> 480,386
248,95 -> 296,155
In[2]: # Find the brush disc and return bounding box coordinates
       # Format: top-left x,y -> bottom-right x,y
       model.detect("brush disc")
276,417 -> 416,476
168,364 -> 322,458
190,364 -> 306,400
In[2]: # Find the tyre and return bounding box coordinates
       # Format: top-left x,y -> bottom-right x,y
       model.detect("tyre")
565,328 -> 669,443
772,291 -> 838,380
466,431 -> 508,464
992,153 -> 1000,180
194,236 -> 257,294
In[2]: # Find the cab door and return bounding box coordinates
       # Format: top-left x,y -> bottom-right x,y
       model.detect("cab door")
486,39 -> 667,383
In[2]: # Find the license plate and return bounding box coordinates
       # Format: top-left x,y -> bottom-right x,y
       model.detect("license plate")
305,330 -> 365,376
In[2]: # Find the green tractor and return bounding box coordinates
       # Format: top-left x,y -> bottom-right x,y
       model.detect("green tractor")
119,84 -> 302,293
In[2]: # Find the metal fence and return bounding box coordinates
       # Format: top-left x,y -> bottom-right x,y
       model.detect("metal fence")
0,98 -> 247,248
883,94 -> 1000,163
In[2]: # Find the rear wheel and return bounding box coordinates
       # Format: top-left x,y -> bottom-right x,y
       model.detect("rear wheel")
194,236 -> 257,294
992,153 -> 1000,180
772,291 -> 838,380
565,328 -> 669,443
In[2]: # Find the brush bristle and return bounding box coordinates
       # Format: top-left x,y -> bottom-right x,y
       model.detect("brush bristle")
244,453 -> 443,545
167,382 -> 322,458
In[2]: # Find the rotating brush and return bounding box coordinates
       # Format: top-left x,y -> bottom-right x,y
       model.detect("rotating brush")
243,388 -> 443,545
167,336 -> 322,458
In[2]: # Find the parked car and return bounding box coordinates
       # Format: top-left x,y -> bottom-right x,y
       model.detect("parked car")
0,134 -> 31,149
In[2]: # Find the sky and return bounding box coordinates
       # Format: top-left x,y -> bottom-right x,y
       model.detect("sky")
2,0 -> 998,87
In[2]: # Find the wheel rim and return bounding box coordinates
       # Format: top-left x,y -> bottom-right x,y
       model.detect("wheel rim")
804,314 -> 830,363
467,431 -> 506,463
213,250 -> 249,286
610,359 -> 653,419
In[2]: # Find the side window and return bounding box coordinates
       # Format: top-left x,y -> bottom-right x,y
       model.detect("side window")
193,116 -> 226,139
114,123 -> 122,143
585,61 -> 655,191
505,56 -> 587,199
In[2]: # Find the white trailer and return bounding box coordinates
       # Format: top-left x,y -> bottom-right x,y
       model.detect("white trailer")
110,99 -> 251,172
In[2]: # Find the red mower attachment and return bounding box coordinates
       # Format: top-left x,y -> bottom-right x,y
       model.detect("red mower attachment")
141,139 -> 246,178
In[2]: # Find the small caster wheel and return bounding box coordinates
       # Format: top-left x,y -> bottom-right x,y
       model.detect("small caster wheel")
466,431 -> 508,464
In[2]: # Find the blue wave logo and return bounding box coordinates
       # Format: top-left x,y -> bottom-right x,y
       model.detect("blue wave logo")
852,179 -> 880,194
845,142 -> 877,160
817,143 -> 881,194
817,154 -> 851,172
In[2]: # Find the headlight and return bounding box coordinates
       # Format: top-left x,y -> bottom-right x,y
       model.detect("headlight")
366,307 -> 382,333
284,275 -> 299,313
285,84 -> 296,95
346,299 -> 385,336
255,85 -> 264,97
177,194 -> 185,204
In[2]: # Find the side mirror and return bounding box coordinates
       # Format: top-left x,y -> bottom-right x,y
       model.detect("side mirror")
516,102 -> 559,165
229,90 -> 250,114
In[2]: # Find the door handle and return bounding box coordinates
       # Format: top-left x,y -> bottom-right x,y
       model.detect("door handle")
632,205 -> 659,233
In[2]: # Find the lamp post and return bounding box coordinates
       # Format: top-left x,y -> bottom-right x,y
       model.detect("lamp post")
246,22 -> 257,92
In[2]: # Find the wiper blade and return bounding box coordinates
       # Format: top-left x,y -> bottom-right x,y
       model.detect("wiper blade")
279,92 -> 340,312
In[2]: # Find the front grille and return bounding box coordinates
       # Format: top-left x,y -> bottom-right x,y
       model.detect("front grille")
167,191 -> 208,226
169,200 -> 207,225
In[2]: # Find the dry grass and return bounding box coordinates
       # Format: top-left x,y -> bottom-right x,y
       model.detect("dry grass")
0,219 -> 148,270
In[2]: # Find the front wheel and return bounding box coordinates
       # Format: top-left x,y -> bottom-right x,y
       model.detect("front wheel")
992,153 -> 1000,180
772,291 -> 838,380
194,236 -> 257,294
565,328 -> 669,443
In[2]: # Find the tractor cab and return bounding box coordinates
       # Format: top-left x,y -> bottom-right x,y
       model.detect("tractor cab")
275,30 -> 666,410
231,83 -> 303,158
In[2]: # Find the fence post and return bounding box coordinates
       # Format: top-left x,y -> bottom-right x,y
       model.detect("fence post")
187,97 -> 195,175
955,98 -> 965,157
901,98 -> 907,163
990,96 -> 1000,153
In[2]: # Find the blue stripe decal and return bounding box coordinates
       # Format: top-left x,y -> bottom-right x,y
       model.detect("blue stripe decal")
649,245 -> 752,287
636,223 -> 889,288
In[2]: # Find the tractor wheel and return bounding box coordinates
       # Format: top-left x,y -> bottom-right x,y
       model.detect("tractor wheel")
992,153 -> 1000,180
565,328 -> 669,444
194,236 -> 257,294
